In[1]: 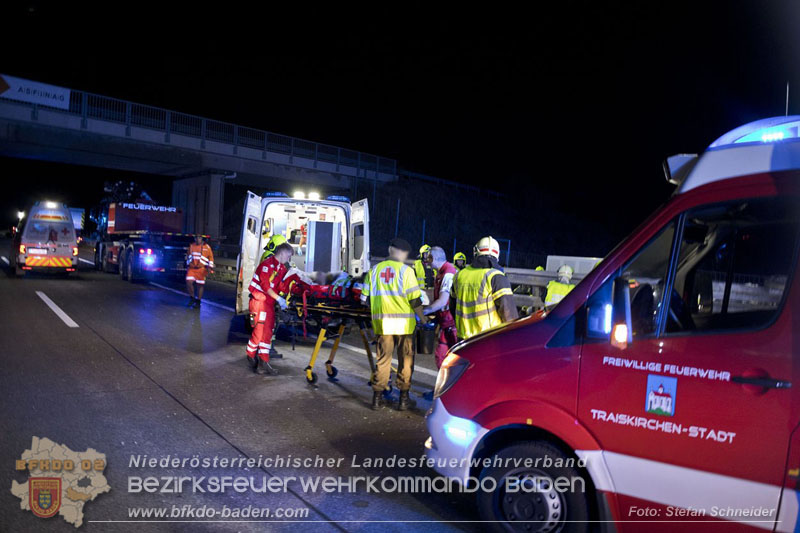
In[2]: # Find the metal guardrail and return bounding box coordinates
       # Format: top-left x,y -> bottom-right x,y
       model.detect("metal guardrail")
1,87 -> 397,175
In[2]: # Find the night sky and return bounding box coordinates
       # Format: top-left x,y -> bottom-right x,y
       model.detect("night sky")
2,2 -> 799,242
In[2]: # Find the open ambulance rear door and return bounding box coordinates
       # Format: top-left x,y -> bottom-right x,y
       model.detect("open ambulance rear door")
236,191 -> 263,314
348,199 -> 370,277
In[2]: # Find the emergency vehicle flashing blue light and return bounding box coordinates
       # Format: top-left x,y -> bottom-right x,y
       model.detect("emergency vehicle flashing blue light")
709,116 -> 800,148
144,256 -> 155,265
735,127 -> 790,144
603,304 -> 613,334
760,131 -> 785,142
326,195 -> 351,203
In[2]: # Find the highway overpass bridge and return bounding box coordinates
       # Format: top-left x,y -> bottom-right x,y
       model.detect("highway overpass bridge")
0,75 -> 397,238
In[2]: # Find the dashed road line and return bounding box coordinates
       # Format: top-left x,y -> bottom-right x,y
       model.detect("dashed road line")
35,291 -> 79,328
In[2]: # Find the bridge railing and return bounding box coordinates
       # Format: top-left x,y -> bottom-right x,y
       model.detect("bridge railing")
1,87 -> 397,175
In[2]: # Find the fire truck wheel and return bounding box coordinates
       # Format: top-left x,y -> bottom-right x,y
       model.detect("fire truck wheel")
476,441 -> 590,533
119,252 -> 128,280
127,255 -> 137,282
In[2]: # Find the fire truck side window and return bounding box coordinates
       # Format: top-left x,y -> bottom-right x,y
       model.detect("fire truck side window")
622,222 -> 677,337
666,197 -> 800,334
584,221 -> 676,341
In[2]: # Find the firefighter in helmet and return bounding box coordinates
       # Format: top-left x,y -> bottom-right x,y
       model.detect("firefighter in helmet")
451,236 -> 518,340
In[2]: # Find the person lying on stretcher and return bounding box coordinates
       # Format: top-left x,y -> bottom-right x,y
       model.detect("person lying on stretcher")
280,269 -> 367,304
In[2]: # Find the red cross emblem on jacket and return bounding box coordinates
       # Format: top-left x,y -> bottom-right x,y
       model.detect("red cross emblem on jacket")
380,267 -> 395,284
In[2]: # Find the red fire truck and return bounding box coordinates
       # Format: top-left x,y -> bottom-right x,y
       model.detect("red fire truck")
426,116 -> 800,532
94,202 -> 199,282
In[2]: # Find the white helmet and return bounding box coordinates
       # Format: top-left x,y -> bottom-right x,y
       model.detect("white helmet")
557,264 -> 574,282
474,236 -> 500,259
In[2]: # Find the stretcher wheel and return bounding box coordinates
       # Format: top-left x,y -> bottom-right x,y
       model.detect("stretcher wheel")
304,366 -> 317,384
325,362 -> 338,380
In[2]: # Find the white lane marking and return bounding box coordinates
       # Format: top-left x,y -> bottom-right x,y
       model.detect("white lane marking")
0,256 -> 9,265
149,282 -> 235,312
337,342 -> 439,377
78,258 -> 95,266
35,291 -> 79,328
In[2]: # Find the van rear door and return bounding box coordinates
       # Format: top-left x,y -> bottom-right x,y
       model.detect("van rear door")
236,191 -> 262,314
348,199 -> 370,277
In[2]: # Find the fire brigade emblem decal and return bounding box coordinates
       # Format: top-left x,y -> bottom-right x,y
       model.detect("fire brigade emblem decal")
29,477 -> 61,518
645,374 -> 677,417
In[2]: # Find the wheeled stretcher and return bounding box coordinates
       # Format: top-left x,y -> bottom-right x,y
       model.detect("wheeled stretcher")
282,274 -> 395,390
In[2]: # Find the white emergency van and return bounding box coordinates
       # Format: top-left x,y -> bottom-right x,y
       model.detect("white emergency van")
12,201 -> 78,276
235,192 -> 370,315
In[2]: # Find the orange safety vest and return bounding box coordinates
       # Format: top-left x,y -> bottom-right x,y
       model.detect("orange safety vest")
187,243 -> 214,270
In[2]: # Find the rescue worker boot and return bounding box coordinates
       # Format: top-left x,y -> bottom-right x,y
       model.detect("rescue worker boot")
188,297 -> 197,307
258,359 -> 279,376
371,391 -> 385,411
247,356 -> 258,373
398,390 -> 416,411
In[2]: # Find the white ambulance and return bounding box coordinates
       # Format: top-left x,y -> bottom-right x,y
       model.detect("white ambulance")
12,201 -> 78,276
235,192 -> 370,315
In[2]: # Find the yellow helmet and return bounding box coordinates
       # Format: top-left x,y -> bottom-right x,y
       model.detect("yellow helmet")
474,236 -> 500,259
419,244 -> 431,255
454,252 -> 466,262
266,234 -> 288,252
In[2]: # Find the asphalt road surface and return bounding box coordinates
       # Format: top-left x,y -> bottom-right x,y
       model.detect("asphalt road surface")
0,241 -> 479,532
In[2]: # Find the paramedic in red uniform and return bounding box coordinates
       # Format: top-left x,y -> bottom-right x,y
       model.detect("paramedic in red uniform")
186,235 -> 215,308
423,246 -> 458,367
247,242 -> 293,375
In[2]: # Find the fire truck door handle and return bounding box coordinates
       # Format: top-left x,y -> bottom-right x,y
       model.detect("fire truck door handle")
731,376 -> 792,389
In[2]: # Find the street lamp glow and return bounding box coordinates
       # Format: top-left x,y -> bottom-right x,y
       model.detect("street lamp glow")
17,211 -> 25,220
293,191 -> 306,199
308,191 -> 321,201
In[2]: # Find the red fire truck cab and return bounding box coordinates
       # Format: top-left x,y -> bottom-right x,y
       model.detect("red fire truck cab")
426,116 -> 800,532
